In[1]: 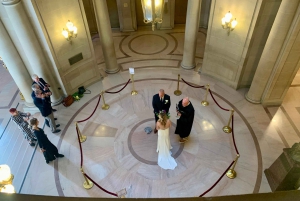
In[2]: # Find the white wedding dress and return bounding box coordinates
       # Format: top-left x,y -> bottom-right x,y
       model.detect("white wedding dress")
157,128 -> 177,170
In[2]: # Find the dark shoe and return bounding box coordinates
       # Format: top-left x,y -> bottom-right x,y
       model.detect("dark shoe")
154,129 -> 158,134
29,142 -> 35,146
52,129 -> 61,133
32,138 -> 37,141
57,154 -> 64,158
54,118 -> 57,120
52,109 -> 57,112
56,124 -> 60,128
46,160 -> 49,164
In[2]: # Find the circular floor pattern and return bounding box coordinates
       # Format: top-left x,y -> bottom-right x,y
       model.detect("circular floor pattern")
128,118 -> 184,165
55,79 -> 262,198
129,34 -> 168,55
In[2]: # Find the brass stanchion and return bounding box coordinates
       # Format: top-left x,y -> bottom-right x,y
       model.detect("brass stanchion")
116,188 -> 127,198
226,154 -> 240,179
19,92 -> 25,100
101,91 -> 110,110
130,74 -> 138,95
80,168 -> 94,189
201,84 -> 210,106
223,109 -> 234,133
174,74 -> 182,96
75,122 -> 87,143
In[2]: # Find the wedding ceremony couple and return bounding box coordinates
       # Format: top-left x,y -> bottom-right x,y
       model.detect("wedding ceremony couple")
152,89 -> 195,170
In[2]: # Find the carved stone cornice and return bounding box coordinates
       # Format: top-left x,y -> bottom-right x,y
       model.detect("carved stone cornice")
2,0 -> 21,6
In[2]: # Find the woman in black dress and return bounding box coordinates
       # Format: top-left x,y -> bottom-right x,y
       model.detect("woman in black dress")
29,118 -> 64,164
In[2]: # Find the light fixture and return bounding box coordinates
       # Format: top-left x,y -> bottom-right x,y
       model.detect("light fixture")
221,11 -> 237,35
0,164 -> 15,194
62,20 -> 77,43
141,0 -> 164,31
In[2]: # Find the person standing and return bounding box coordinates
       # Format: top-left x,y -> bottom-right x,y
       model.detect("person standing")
31,74 -> 56,112
9,108 -> 36,146
175,97 -> 195,143
29,118 -> 64,164
156,111 -> 177,170
33,89 -> 61,133
152,89 -> 171,133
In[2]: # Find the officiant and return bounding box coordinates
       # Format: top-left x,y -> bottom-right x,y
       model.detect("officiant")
152,89 -> 171,133
175,97 -> 195,143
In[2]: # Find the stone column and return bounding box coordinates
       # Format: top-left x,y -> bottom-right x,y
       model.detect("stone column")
181,0 -> 202,69
2,0 -> 62,105
245,0 -> 300,104
0,19 -> 34,106
93,0 -> 120,74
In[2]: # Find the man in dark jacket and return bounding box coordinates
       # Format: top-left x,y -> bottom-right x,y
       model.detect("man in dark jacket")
32,74 -> 56,112
33,89 -> 60,133
152,89 -> 171,133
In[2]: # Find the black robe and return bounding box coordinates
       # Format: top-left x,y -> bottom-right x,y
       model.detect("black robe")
175,100 -> 195,138
34,128 -> 59,162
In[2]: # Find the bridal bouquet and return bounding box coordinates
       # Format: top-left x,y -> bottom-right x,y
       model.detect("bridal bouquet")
155,110 -> 170,119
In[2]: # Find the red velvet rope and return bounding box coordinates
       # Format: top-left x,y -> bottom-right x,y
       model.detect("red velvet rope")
199,160 -> 235,197
181,78 -> 205,88
77,95 -> 101,123
84,173 -> 118,197
105,79 -> 131,94
231,114 -> 239,154
208,89 -> 230,111
75,125 -> 84,167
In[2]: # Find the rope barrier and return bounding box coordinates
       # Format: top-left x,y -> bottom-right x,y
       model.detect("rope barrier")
231,115 -> 239,154
208,89 -> 230,111
199,160 -> 235,197
181,78 -> 205,88
77,94 -> 101,123
84,173 -> 118,197
75,125 -> 84,167
105,79 -> 131,94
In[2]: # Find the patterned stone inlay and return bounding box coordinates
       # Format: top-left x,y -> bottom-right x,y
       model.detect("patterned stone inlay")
128,118 -> 183,165
129,34 -> 168,55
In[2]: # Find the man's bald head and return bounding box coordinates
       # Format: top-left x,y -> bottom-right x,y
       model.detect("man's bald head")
182,97 -> 190,107
159,89 -> 165,98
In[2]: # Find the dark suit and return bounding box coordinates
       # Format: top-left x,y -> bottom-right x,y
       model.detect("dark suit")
33,78 -> 52,103
33,96 -> 56,132
152,94 -> 171,122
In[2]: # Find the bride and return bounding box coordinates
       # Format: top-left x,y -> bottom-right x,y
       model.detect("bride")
156,111 -> 177,170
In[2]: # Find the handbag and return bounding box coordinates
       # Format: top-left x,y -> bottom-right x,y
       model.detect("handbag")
62,95 -> 74,107
78,86 -> 91,95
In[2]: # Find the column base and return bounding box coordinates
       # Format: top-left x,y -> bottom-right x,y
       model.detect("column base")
105,67 -> 120,74
245,92 -> 261,104
181,62 -> 195,70
51,96 -> 64,106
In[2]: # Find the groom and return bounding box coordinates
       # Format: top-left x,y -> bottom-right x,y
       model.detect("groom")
152,89 -> 171,133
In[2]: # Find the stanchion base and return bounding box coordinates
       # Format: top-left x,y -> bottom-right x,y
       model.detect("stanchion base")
80,135 -> 87,143
116,188 -> 127,198
174,90 -> 182,96
226,169 -> 237,179
222,126 -> 232,133
83,180 -> 94,189
131,90 -> 138,95
201,101 -> 209,106
102,104 -> 110,110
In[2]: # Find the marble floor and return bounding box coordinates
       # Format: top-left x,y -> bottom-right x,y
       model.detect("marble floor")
1,26 -> 300,198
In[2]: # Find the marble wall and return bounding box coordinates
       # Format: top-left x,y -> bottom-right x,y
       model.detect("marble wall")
32,0 -> 101,94
201,0 -> 268,89
117,0 -> 137,32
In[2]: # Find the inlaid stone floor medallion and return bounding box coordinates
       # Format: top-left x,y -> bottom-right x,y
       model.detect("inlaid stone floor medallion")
128,118 -> 184,165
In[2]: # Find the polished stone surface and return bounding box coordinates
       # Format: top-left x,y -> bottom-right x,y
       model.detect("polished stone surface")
1,26 -> 300,198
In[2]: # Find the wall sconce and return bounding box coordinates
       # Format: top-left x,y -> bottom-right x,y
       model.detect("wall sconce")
62,20 -> 77,44
0,164 -> 15,193
221,11 -> 237,35
141,0 -> 164,31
